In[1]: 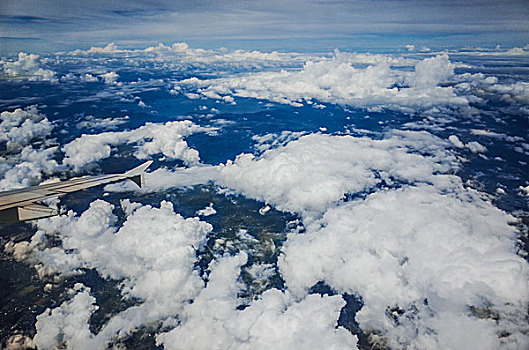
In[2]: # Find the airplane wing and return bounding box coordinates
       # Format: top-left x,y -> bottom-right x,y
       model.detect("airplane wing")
0,161 -> 153,223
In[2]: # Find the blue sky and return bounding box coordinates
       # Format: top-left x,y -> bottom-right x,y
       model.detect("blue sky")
1,0 -> 528,54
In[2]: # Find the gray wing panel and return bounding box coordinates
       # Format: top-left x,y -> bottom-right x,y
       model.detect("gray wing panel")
0,174 -> 125,211
0,161 -> 152,223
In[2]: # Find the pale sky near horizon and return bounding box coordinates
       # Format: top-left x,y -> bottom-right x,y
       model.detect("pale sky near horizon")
1,0 -> 529,54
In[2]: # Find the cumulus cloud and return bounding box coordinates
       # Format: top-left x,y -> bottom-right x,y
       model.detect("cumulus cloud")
0,106 -> 53,151
59,43 -> 528,113
6,126 -> 528,349
144,42 -> 191,54
145,130 -> 528,348
13,199 -> 211,348
453,72 -> 527,107
449,135 -> 487,154
157,253 -> 357,350
67,42 -> 311,71
62,120 -> 212,169
3,43 -> 529,349
413,55 -> 454,88
13,199 -> 358,350
490,82 -> 529,104
61,72 -> 102,83
505,47 -> 527,55
196,202 -> 216,217
204,131 -> 527,348
68,42 -> 190,56
0,106 -> 60,190
448,134 -> 465,148
466,141 -> 487,154
70,43 -> 123,55
173,53 -> 467,110
34,284 -> 99,349
56,43 -> 529,116
279,185 -> 529,348
80,73 -> 99,82
0,146 -> 60,190
99,71 -> 120,85
4,334 -> 36,350
216,131 -> 458,218
456,46 -> 529,57
143,131 -> 458,219
0,52 -> 57,82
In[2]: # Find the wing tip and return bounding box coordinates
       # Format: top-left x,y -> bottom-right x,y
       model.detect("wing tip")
124,161 -> 153,188
125,161 -> 153,176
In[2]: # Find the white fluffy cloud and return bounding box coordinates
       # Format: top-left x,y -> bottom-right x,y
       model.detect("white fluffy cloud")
413,54 -> 455,88
490,82 -> 529,104
78,43 -> 121,54
448,134 -> 465,148
69,42 -> 311,69
279,185 -> 529,348
157,253 -> 357,350
34,284 -> 99,350
143,130 -> 459,219
208,131 -> 528,348
196,202 -> 216,217
0,52 -> 57,82
449,135 -> 487,154
17,201 -> 357,350
0,110 -> 210,190
0,106 -> 53,151
60,43 -> 529,114
173,53 -> 467,110
80,73 -> 99,82
0,106 -> 59,190
0,146 -> 60,191
99,71 -> 120,85
62,121 -> 211,169
3,44 -> 528,349
455,46 -> 529,57
6,127 -> 529,349
144,130 -> 529,348
19,199 -> 212,348
216,131 -> 458,218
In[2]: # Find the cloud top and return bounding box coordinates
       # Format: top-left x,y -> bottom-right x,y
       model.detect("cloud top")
174,53 -> 467,110
0,52 -> 57,81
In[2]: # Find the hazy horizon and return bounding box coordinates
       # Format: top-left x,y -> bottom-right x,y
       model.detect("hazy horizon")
2,0 -> 528,54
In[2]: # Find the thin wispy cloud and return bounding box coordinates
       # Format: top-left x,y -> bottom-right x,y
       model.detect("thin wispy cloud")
1,0 -> 528,53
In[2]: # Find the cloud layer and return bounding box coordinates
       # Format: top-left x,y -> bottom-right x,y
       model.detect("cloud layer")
11,129 -> 527,349
1,44 -> 528,349
172,53 -> 469,111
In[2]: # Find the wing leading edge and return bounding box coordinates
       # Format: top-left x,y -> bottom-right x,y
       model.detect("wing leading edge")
0,161 -> 153,223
